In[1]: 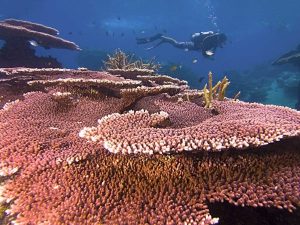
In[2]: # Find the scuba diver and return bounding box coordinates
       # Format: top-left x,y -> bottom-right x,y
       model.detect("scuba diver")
136,31 -> 227,58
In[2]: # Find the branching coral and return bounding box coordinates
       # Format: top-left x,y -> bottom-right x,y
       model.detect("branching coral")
104,49 -> 136,70
202,72 -> 231,108
134,57 -> 161,71
104,49 -> 160,71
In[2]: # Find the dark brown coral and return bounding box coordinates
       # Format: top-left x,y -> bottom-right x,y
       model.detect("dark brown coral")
103,49 -> 161,79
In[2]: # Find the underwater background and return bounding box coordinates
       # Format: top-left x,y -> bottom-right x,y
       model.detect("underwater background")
0,1 -> 300,225
1,0 -> 300,108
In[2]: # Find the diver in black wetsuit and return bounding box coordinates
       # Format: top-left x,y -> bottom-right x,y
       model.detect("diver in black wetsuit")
136,31 -> 227,58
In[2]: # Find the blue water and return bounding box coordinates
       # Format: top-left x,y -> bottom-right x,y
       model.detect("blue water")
1,0 -> 300,108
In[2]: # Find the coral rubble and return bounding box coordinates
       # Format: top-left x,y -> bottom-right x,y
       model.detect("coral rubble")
0,19 -> 80,68
0,67 -> 299,225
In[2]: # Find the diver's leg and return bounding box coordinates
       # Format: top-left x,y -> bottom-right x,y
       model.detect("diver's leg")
136,33 -> 163,44
159,36 -> 194,50
146,39 -> 194,51
137,34 -> 195,51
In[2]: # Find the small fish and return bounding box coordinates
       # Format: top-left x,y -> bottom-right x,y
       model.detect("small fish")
205,50 -> 214,56
29,40 -> 38,47
198,76 -> 205,84
169,65 -> 178,71
87,21 -> 96,28
141,30 -> 145,34
68,31 -> 73,35
117,16 -> 121,20
120,32 -> 125,37
192,59 -> 198,64
184,48 -> 189,52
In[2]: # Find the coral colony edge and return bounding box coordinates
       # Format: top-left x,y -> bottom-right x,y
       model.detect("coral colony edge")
0,19 -> 80,68
0,50 -> 299,225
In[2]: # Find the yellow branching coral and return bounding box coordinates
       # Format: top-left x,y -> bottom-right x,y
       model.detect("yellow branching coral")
0,203 -> 8,221
202,72 -> 231,108
203,84 -> 211,108
217,76 -> 230,100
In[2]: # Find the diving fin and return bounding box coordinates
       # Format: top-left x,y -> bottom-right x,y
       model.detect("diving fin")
146,40 -> 164,51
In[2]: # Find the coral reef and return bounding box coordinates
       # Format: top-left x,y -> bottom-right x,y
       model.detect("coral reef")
0,19 -> 80,68
0,67 -> 130,108
264,71 -> 300,110
0,67 -> 299,225
272,46 -> 300,110
225,63 -> 300,109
